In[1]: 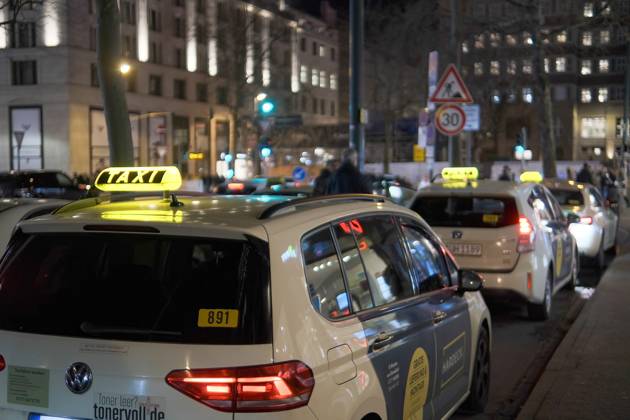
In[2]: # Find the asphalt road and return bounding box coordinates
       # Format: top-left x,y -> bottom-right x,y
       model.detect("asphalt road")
452,260 -> 607,420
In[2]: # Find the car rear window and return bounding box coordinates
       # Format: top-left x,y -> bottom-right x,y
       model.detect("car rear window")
0,233 -> 271,345
549,189 -> 584,206
411,195 -> 519,228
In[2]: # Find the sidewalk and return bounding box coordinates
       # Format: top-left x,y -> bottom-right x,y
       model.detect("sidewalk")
517,211 -> 630,419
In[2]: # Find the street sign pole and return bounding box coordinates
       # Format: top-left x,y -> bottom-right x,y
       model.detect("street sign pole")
13,131 -> 25,172
349,0 -> 365,171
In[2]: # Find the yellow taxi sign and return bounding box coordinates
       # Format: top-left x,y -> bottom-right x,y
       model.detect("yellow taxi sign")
519,171 -> 543,184
441,167 -> 479,181
94,166 -> 182,192
188,152 -> 205,160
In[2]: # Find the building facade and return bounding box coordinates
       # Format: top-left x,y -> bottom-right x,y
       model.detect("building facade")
0,0 -> 343,176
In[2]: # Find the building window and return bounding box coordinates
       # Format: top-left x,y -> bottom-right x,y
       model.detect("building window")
125,72 -> 136,93
174,48 -> 185,69
331,47 -> 336,61
581,117 -> 606,138
522,59 -> 532,74
490,61 -> 500,75
598,87 -> 608,102
601,2 -> 611,15
557,30 -> 567,43
299,65 -> 308,84
174,17 -> 185,38
491,90 -> 501,104
599,58 -> 609,73
330,73 -> 337,90
544,58 -> 550,73
507,90 -> 517,103
149,74 -> 162,96
474,62 -> 484,76
174,79 -> 186,99
320,99 -> 326,115
555,57 -> 567,72
150,41 -> 162,64
149,9 -> 161,32
12,22 -> 36,48
507,60 -> 517,75
523,31 -> 533,45
301,95 -> 307,112
489,32 -> 501,47
90,63 -> 99,87
217,86 -> 228,105
122,35 -> 135,58
506,34 -> 517,46
614,57 -> 627,72
312,41 -> 317,55
196,82 -> 207,102
611,86 -> 625,101
312,97 -> 317,113
330,101 -> 336,116
89,26 -> 97,51
461,41 -> 469,53
581,60 -> 592,75
582,31 -> 592,46
584,2 -> 594,17
600,30 -> 610,44
474,34 -> 484,49
12,60 -> 37,85
319,70 -> 327,88
300,37 -> 306,52
121,1 -> 136,25
554,85 -> 568,101
523,87 -> 533,103
581,88 -> 592,103
319,45 -> 326,57
10,107 -> 43,170
311,68 -> 319,86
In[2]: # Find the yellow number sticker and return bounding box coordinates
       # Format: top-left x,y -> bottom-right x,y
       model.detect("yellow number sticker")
483,214 -> 499,224
197,309 -> 239,328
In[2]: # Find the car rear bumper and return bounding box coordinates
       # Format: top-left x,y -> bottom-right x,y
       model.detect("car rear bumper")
478,253 -> 542,304
569,224 -> 602,257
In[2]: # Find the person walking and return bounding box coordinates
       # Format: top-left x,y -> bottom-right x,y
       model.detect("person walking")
326,148 -> 372,195
498,165 -> 512,181
576,163 -> 593,184
313,167 -> 332,196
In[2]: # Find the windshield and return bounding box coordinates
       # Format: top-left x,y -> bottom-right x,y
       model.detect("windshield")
549,189 -> 585,206
0,233 -> 271,344
411,195 -> 519,228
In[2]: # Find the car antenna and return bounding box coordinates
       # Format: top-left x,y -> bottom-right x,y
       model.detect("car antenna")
163,191 -> 184,207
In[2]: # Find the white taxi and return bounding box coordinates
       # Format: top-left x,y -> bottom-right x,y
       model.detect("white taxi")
0,166 -> 491,420
411,168 -> 579,321
543,179 -> 618,269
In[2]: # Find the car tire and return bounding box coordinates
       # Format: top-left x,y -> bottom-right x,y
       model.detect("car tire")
606,223 -> 618,256
463,327 -> 490,414
528,271 -> 552,321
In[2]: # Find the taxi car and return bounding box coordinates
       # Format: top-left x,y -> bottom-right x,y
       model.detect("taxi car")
411,168 -> 579,321
543,179 -> 618,269
0,166 -> 491,420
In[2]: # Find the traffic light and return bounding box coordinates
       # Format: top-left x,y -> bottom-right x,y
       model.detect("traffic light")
258,98 -> 276,116
514,134 -> 525,154
259,137 -> 272,159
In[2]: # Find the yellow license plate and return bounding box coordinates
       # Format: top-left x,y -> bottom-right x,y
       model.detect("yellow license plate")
197,309 -> 239,328
482,214 -> 499,224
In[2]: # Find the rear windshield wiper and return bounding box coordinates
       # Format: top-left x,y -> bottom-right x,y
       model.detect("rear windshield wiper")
80,321 -> 182,338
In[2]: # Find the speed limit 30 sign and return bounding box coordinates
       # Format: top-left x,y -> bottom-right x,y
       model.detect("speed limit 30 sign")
435,104 -> 466,136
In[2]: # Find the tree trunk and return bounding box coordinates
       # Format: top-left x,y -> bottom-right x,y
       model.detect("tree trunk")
96,0 -> 134,167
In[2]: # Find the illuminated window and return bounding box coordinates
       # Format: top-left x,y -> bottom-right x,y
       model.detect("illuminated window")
489,32 -> 501,47
599,59 -> 609,73
474,62 -> 484,75
506,34 -> 517,46
582,31 -> 592,46
319,45 -> 326,57
523,87 -> 533,103
581,117 -> 606,138
544,58 -> 550,73
462,41 -> 469,53
490,60 -> 500,75
581,60 -> 592,75
522,59 -> 532,74
555,57 -> 566,72
598,87 -> 608,102
330,73 -> 337,90
523,32 -> 533,45
557,31 -> 567,43
507,60 -> 517,75
311,68 -> 319,86
300,65 -> 308,83
602,2 -> 611,15
581,88 -> 592,103
474,34 -> 485,49
584,2 -> 594,17
319,70 -> 327,88
600,30 -> 610,44
492,90 -> 501,104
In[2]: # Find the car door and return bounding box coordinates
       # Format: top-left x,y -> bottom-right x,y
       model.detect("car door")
544,188 -> 574,281
398,218 -> 472,418
333,215 -> 439,419
530,187 -> 564,283
589,187 -> 615,249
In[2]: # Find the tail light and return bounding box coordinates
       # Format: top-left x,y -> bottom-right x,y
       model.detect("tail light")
580,216 -> 593,225
0,355 -> 5,372
228,182 -> 245,192
517,216 -> 535,253
166,361 -> 314,413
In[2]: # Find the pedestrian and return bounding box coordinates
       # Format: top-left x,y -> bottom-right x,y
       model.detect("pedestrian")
313,167 -> 332,196
498,165 -> 512,181
566,167 -> 575,181
576,163 -> 593,184
325,148 -> 372,195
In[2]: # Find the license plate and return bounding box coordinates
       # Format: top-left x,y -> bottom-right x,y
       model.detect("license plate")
448,243 -> 482,256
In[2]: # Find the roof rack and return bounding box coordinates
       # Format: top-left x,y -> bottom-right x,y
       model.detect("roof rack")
258,194 -> 386,220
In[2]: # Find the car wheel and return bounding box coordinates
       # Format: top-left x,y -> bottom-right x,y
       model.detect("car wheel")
463,327 -> 490,413
606,223 -> 618,256
528,271 -> 552,321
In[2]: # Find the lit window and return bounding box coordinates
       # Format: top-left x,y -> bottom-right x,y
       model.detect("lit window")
311,68 -> 319,86
490,32 -> 501,47
544,58 -> 550,73
581,88 -> 592,103
556,57 -> 567,72
600,30 -> 610,44
581,60 -> 592,75
602,2 -> 611,15
523,87 -> 533,103
490,60 -> 500,75
581,117 -> 606,138
523,32 -> 533,45
557,31 -> 567,43
462,41 -> 469,53
598,87 -> 608,102
507,60 -> 517,75
474,62 -> 484,76
330,73 -> 337,90
522,59 -> 532,74
584,2 -> 594,17
319,45 -> 326,57
491,90 -> 501,104
599,59 -> 609,73
582,31 -> 592,46
507,90 -> 517,103
319,70 -> 327,88
300,65 -> 308,83
506,34 -> 517,46
474,34 -> 485,49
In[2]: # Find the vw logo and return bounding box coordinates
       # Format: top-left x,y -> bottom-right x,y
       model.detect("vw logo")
65,362 -> 93,394
452,231 -> 463,239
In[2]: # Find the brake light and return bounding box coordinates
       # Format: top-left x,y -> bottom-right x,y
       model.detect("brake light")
580,216 -> 593,225
0,355 -> 5,372
166,361 -> 314,413
228,183 -> 245,191
518,216 -> 535,253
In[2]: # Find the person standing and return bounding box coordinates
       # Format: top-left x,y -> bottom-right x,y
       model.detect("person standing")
576,163 -> 593,184
498,165 -> 512,181
326,148 -> 372,195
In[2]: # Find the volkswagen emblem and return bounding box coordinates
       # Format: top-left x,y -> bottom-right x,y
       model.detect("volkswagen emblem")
65,362 -> 93,394
452,230 -> 463,239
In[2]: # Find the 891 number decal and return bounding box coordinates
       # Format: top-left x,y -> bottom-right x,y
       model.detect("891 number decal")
197,309 -> 239,328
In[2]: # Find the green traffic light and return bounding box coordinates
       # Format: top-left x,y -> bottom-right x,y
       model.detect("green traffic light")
260,99 -> 275,115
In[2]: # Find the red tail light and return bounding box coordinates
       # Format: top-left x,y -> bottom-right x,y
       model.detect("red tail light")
166,361 -> 314,413
518,216 -> 535,253
580,216 -> 593,225
228,183 -> 245,191
0,355 -> 5,372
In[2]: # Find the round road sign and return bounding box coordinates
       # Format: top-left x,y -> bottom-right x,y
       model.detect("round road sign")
435,104 -> 466,136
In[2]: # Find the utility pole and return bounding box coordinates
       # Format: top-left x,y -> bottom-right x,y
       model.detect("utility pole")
448,0 -> 461,166
623,39 -> 630,187
349,0 -> 365,171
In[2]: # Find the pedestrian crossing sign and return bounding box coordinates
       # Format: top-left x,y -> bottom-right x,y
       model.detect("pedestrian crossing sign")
430,64 -> 473,104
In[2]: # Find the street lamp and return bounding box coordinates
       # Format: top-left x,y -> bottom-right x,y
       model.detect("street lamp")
119,62 -> 131,75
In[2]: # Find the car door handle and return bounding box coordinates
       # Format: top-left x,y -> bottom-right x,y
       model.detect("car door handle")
372,332 -> 393,351
433,310 -> 448,325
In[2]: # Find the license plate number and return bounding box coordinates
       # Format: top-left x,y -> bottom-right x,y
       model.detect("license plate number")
448,243 -> 482,256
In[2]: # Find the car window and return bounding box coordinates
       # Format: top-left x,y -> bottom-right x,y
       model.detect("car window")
344,215 -> 415,306
529,188 -> 552,222
302,227 -> 352,319
589,188 -> 603,208
548,188 -> 585,206
544,190 -> 566,222
412,195 -> 519,228
56,173 -> 74,187
399,223 -> 449,294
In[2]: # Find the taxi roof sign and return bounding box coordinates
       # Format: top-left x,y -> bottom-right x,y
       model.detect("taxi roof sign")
519,171 -> 543,184
441,167 -> 479,181
94,166 -> 182,192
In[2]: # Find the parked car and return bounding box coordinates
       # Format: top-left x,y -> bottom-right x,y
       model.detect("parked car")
0,171 -> 86,200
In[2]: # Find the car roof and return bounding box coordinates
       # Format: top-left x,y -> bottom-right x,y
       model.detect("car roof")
417,180 -> 527,196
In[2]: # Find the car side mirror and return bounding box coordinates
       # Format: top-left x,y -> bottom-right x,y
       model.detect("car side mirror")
458,269 -> 483,293
567,213 -> 581,224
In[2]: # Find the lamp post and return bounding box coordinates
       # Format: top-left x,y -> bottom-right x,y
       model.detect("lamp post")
13,131 -> 25,172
